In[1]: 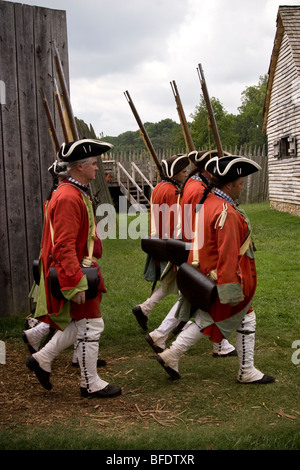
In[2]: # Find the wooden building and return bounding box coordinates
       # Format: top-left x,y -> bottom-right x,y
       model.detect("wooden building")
263,5 -> 300,216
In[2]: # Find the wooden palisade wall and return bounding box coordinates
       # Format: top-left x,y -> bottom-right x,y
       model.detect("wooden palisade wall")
103,145 -> 269,204
0,1 -> 69,317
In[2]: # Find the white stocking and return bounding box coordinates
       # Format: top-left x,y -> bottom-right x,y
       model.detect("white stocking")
24,321 -> 50,352
72,344 -> 78,364
75,318 -> 108,392
158,321 -> 203,373
236,311 -> 264,383
139,285 -> 168,316
212,338 -> 236,356
149,300 -> 192,349
32,321 -> 77,372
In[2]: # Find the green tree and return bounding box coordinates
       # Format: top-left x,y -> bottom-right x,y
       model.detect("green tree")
234,74 -> 268,148
103,119 -> 183,154
99,75 -> 268,155
145,118 -> 182,150
190,96 -> 238,151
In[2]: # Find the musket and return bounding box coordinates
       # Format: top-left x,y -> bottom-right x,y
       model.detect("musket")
197,63 -> 224,158
53,78 -> 70,143
40,87 -> 60,155
124,90 -> 163,178
170,80 -> 195,153
52,42 -> 79,141
52,42 -> 97,201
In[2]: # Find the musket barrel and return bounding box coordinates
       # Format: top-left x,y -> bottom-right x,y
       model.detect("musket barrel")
197,64 -> 224,158
53,42 -> 79,141
124,90 -> 163,177
40,88 -> 60,154
170,80 -> 195,153
53,79 -> 70,143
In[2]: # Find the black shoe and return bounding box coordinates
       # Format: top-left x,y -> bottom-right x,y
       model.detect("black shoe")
72,358 -> 107,368
132,306 -> 148,331
22,332 -> 37,354
145,334 -> 164,353
80,384 -> 122,398
213,349 -> 238,357
239,374 -> 275,385
25,356 -> 52,390
156,355 -> 181,380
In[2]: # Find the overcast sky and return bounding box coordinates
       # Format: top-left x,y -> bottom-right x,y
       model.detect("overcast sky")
7,0 -> 300,136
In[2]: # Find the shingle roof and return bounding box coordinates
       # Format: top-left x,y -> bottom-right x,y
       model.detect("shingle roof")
263,6 -> 300,132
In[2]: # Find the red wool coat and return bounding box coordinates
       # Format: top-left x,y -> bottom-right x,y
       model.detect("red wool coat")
180,177 -> 207,242
187,192 -> 256,342
36,181 -> 106,329
150,181 -> 180,239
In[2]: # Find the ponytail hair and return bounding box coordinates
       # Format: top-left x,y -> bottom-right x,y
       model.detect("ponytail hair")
196,175 -> 222,209
177,166 -> 210,195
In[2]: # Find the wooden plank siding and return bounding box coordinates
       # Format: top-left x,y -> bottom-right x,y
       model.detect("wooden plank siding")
0,1 -> 28,317
263,6 -> 300,216
0,1 -> 69,317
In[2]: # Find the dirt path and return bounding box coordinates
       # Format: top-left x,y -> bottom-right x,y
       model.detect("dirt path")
0,342 -> 142,429
0,341 -> 182,431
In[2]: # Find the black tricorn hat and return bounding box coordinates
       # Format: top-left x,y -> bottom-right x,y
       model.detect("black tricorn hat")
205,155 -> 261,182
188,149 -> 232,169
58,139 -> 113,162
161,154 -> 189,178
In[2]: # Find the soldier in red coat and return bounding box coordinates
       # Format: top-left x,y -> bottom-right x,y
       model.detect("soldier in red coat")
156,155 -> 275,384
132,154 -> 189,330
26,139 -> 121,398
146,150 -> 235,357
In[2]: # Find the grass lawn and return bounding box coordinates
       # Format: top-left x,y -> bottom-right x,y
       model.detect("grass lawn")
0,202 -> 299,452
